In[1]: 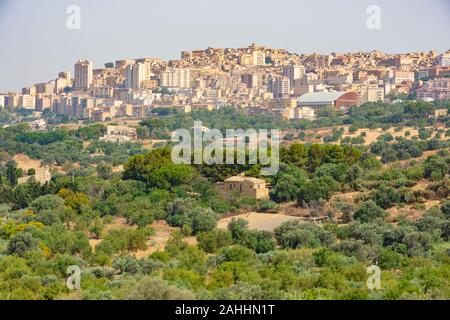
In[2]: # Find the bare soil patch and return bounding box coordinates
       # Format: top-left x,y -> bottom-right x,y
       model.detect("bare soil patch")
217,212 -> 303,231
133,220 -> 197,258
13,153 -> 43,171
386,200 -> 441,222
104,217 -> 131,233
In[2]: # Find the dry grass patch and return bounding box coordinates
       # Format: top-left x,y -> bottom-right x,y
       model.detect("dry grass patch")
217,212 -> 303,231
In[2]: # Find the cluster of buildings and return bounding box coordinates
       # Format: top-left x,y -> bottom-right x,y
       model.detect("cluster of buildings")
99,125 -> 138,143
1,44 -> 449,123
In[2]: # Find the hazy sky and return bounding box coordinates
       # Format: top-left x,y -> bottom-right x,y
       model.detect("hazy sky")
0,0 -> 449,91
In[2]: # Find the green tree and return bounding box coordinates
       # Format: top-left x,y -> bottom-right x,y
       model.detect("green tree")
274,221 -> 335,249
270,164 -> 308,202
353,200 -> 387,223
190,208 -> 217,235
136,126 -> 150,140
240,230 -> 276,253
197,229 -> 233,253
228,218 -> 249,242
372,184 -> 400,209
97,162 -> 113,179
30,194 -> 65,213
297,176 -> 340,205
90,216 -> 104,239
441,201 -> 450,219
7,232 -> 38,257
123,148 -> 195,189
124,277 -> 195,300
6,160 -> 20,186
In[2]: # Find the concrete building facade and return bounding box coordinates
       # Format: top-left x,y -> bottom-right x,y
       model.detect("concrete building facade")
74,59 -> 93,91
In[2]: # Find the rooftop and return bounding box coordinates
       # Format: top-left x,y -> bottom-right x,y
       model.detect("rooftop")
297,91 -> 345,103
223,175 -> 267,184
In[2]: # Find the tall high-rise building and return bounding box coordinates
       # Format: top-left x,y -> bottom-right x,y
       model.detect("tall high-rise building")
282,65 -> 306,87
125,63 -> 150,89
160,68 -> 191,88
74,59 -> 93,90
7,93 -> 19,107
271,76 -> 290,98
241,73 -> 262,89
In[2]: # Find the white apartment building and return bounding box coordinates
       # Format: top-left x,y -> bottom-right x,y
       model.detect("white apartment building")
282,65 -> 306,87
92,87 -> 114,99
125,63 -> 151,89
160,68 -> 191,88
241,73 -> 262,89
359,85 -> 384,104
271,76 -> 290,98
7,93 -> 19,107
35,96 -> 52,112
19,94 -> 35,109
74,59 -> 93,90
52,95 -> 72,115
76,97 -> 97,118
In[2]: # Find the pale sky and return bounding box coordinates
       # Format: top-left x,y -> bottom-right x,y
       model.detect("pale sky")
0,0 -> 449,91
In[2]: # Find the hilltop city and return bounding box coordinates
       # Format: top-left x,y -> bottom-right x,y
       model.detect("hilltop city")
1,43 -> 450,125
